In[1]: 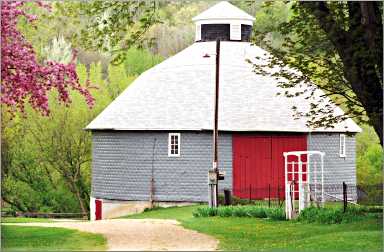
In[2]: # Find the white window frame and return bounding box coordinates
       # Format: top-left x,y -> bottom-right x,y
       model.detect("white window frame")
168,133 -> 181,157
339,134 -> 346,157
195,24 -> 201,41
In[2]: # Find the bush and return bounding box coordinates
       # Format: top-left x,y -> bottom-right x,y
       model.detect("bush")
246,206 -> 268,218
232,206 -> 248,217
297,206 -> 369,224
217,206 -> 234,217
358,205 -> 383,213
193,207 -> 217,217
193,205 -> 284,220
266,208 -> 286,221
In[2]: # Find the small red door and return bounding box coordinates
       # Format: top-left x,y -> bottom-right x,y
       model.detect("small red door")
95,199 -> 102,220
233,134 -> 307,200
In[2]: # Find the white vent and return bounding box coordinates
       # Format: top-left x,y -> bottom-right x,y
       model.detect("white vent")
195,24 -> 201,41
339,134 -> 346,157
230,23 -> 241,40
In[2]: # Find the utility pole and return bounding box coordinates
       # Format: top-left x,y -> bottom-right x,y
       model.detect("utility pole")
209,39 -> 220,208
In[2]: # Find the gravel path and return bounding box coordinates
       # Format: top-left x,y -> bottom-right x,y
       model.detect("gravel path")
5,219 -> 218,251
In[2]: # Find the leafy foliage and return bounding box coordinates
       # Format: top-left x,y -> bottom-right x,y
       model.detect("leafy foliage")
1,1 -> 94,116
2,42 -> 163,213
356,125 -> 383,204
124,48 -> 163,75
193,205 -> 285,220
1,62 -> 133,213
297,206 -> 381,224
357,126 -> 383,186
252,2 -> 383,144
147,1 -> 210,57
60,0 -> 160,65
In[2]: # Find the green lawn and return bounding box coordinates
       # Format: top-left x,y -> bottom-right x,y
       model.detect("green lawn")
1,225 -> 107,251
124,205 -> 383,251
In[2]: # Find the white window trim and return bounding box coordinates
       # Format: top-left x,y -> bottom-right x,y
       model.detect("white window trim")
339,134 -> 346,157
195,24 -> 201,41
168,133 -> 181,157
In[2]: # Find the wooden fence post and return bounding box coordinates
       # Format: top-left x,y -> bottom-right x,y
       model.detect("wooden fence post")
249,184 -> 251,203
343,182 -> 347,212
268,184 -> 271,208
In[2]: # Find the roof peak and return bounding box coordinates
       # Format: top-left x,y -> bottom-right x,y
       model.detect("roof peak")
192,1 -> 255,22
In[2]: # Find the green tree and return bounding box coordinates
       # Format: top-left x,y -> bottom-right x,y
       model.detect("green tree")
356,125 -> 383,186
147,1 -> 210,57
252,2 -> 383,145
124,48 -> 163,76
1,62 -> 135,213
58,1 -> 160,65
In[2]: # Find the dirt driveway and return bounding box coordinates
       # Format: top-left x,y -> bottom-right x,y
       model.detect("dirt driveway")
6,219 -> 218,251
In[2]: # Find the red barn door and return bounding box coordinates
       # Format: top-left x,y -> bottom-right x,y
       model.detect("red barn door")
233,134 -> 306,200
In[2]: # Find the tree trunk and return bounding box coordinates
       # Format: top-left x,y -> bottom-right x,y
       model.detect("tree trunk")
302,2 -> 383,145
73,183 -> 88,214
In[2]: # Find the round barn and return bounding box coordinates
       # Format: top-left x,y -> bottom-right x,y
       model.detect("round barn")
86,1 -> 361,220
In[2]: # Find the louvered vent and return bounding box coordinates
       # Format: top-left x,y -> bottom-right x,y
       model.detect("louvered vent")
230,24 -> 241,40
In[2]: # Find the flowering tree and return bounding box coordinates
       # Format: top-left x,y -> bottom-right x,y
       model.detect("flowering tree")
1,1 -> 94,116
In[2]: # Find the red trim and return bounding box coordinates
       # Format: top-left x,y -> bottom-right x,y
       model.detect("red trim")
95,199 -> 102,220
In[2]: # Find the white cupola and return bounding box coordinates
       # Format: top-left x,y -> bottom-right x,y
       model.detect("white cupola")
192,1 -> 255,42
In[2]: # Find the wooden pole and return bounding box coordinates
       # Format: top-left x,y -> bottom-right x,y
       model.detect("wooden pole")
268,184 -> 271,208
343,182 -> 347,212
149,138 -> 157,208
212,39 -> 220,207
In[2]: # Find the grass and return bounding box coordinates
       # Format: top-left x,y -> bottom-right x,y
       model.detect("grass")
1,217 -> 54,223
124,205 -> 383,251
1,225 -> 107,251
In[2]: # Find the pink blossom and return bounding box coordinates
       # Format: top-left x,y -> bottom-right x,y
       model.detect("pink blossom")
1,1 -> 94,116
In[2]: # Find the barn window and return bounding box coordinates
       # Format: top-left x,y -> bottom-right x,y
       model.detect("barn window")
339,134 -> 346,157
168,133 -> 180,157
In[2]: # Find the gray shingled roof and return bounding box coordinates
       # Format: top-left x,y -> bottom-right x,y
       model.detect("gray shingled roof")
86,41 -> 361,133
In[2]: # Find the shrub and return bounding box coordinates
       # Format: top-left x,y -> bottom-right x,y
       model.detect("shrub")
193,205 -> 284,220
297,206 -> 369,224
358,205 -> 383,213
217,206 -> 234,217
193,207 -> 217,217
266,208 -> 286,221
245,206 -> 268,218
232,206 -> 248,217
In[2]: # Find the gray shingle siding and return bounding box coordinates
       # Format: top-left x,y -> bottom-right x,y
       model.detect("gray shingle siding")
92,131 -> 357,202
308,133 -> 357,200
92,131 -> 232,202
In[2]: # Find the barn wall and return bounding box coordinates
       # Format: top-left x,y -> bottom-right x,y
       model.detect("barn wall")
308,133 -> 357,200
91,131 -> 232,202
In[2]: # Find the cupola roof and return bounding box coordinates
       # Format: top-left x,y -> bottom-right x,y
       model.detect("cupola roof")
192,1 -> 255,23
